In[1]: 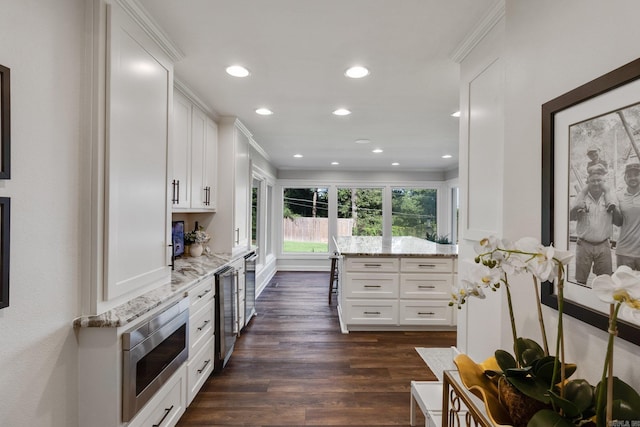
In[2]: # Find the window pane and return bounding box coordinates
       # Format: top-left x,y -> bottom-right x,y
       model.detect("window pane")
283,187 -> 329,253
337,188 -> 383,237
391,188 -> 438,239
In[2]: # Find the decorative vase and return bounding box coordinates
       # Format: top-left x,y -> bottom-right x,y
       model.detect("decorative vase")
190,243 -> 203,257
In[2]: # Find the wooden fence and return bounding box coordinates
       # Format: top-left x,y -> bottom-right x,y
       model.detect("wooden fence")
283,217 -> 354,242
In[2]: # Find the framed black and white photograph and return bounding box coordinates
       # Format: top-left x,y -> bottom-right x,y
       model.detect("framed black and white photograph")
542,57 -> 640,345
0,197 -> 10,309
0,64 -> 10,180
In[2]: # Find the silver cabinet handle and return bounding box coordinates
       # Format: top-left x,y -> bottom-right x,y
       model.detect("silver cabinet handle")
364,311 -> 381,315
152,405 -> 174,427
364,285 -> 381,288
418,312 -> 436,316
235,228 -> 240,244
197,288 -> 211,299
364,263 -> 382,267
418,285 -> 436,289
418,264 -> 437,268
197,319 -> 210,331
197,359 -> 211,374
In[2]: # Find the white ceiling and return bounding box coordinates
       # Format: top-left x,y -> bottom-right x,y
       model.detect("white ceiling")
138,0 -> 496,172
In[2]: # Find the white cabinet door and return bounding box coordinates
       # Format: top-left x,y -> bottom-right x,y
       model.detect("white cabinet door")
105,2 -> 172,300
234,129 -> 250,250
172,92 -> 216,212
172,91 -> 191,209
204,118 -> 218,210
190,106 -> 207,208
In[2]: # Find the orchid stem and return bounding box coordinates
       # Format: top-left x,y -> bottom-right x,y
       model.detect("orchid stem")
532,275 -> 549,356
504,275 -> 521,366
597,303 -> 621,426
551,263 -> 566,399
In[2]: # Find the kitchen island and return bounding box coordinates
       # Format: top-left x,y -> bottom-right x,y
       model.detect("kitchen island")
334,236 -> 458,333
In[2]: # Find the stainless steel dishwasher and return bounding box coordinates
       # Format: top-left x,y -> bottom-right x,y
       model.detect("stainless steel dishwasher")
214,265 -> 236,371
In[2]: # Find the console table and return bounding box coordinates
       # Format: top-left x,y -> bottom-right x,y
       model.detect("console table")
442,370 -> 496,427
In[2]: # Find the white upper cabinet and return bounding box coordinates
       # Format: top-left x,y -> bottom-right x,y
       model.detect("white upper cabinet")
85,0 -> 182,314
214,118 -> 252,256
172,89 -> 218,212
171,91 -> 192,208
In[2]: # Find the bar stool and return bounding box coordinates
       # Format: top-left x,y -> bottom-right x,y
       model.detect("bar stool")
328,252 -> 340,304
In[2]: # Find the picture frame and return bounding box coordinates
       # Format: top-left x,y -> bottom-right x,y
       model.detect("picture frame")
0,64 -> 10,179
171,220 -> 185,257
0,197 -> 10,309
542,57 -> 640,346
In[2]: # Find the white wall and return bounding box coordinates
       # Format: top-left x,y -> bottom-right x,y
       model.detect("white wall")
460,0 -> 640,389
0,0 -> 84,425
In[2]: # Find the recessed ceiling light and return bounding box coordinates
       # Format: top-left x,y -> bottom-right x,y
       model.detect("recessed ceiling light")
293,154 -> 303,158
255,108 -> 273,115
391,162 -> 400,166
333,108 -> 351,116
226,65 -> 250,77
331,162 -> 339,165
372,149 -> 383,153
442,154 -> 453,159
451,111 -> 461,117
355,139 -> 370,144
345,66 -> 370,78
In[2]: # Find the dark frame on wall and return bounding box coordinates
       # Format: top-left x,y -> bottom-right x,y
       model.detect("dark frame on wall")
0,197 -> 10,309
541,57 -> 640,346
0,64 -> 10,180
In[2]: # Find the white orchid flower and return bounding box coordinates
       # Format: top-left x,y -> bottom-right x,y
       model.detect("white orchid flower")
591,265 -> 640,309
451,278 -> 487,307
468,263 -> 502,288
474,235 -> 501,255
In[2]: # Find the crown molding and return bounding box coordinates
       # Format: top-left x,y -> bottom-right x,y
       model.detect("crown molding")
174,79 -> 219,120
450,0 -> 505,63
117,0 -> 185,62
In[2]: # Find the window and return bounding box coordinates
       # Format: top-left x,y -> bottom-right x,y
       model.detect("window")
391,188 -> 437,239
282,187 -> 329,253
336,187 -> 383,237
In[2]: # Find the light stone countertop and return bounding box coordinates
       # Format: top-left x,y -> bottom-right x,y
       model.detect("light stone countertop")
73,252 -> 236,328
335,236 -> 458,257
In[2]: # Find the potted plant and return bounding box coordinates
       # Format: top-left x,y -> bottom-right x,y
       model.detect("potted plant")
184,226 -> 210,257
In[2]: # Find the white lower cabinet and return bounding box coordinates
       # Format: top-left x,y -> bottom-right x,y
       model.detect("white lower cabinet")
341,256 -> 456,330
186,277 -> 215,405
186,336 -> 215,404
345,299 -> 399,324
127,364 -> 187,427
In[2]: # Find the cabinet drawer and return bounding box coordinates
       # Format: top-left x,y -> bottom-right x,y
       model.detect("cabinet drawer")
345,257 -> 399,272
399,301 -> 453,325
400,257 -> 453,273
127,364 -> 186,427
189,300 -> 214,355
187,336 -> 214,405
188,277 -> 214,314
400,274 -> 452,299
345,300 -> 398,324
344,273 -> 399,299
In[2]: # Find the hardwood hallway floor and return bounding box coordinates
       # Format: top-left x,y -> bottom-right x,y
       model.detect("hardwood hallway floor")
177,271 -> 456,427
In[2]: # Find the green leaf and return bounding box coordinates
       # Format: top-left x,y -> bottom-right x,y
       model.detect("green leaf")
545,388 -> 582,418
495,349 -> 517,371
507,376 -> 552,404
535,358 -> 576,384
563,379 -> 595,413
505,366 -> 532,379
516,337 -> 545,365
595,377 -> 640,425
527,409 -> 576,427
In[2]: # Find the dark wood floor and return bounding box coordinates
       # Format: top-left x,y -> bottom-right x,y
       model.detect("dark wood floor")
177,271 -> 456,427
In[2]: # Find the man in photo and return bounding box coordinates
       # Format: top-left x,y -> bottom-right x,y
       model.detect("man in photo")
612,162 -> 640,270
586,145 -> 608,171
569,163 -> 616,285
